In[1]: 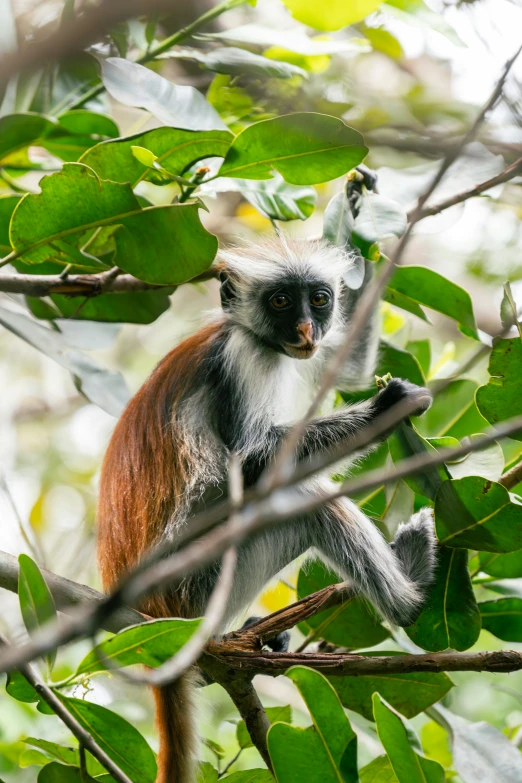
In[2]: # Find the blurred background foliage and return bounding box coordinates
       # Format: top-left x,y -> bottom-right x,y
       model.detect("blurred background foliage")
1,0 -> 522,780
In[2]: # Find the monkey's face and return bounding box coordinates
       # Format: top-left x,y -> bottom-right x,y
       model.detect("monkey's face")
257,277 -> 336,360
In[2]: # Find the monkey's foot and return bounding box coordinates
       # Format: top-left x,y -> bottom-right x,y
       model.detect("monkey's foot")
392,507 -> 438,596
240,615 -> 290,652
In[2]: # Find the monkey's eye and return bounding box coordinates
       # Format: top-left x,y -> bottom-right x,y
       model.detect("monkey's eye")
310,291 -> 330,307
270,294 -> 291,310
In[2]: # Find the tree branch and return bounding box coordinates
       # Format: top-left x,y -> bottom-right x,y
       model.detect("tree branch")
409,155 -> 522,221
0,632 -> 133,783
203,647 -> 522,677
499,460 -> 522,490
0,268 -> 217,297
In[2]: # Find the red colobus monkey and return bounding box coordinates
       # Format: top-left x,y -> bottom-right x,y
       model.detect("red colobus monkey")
97,237 -> 436,783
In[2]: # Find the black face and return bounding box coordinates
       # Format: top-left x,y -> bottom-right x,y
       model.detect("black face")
259,278 -> 335,360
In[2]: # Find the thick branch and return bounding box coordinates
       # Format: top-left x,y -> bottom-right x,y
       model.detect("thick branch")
409,156 -> 522,221
204,648 -> 522,677
0,550 -> 143,634
499,460 -> 522,490
0,269 -> 217,297
0,632 -> 133,783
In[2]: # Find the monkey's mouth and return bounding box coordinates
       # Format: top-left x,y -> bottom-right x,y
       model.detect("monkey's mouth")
283,342 -> 318,360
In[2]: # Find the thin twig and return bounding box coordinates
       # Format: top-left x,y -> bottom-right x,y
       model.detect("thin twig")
499,460 -> 522,490
409,155 -> 522,221
0,633 -> 133,783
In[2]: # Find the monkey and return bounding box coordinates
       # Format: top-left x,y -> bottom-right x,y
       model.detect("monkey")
97,236 -> 437,783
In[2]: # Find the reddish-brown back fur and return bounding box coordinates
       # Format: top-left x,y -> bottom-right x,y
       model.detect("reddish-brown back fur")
97,321 -> 222,783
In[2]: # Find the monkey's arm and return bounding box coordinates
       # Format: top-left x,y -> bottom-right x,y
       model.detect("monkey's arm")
335,260 -> 381,391
243,378 -> 431,484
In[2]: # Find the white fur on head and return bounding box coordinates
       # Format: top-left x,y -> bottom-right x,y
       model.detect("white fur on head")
218,235 -> 353,289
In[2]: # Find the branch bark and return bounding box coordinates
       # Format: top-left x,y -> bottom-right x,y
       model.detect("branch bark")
499,460 -> 522,490
203,647 -> 522,677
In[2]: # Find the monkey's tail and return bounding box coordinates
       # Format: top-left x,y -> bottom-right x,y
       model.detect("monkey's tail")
153,672 -> 197,783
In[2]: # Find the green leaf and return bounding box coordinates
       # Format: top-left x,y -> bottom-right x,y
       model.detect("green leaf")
389,423 -> 450,500
57,110 -> 119,138
478,549 -> 522,579
406,340 -> 430,377
18,554 -> 57,672
100,57 -> 228,131
476,339 -> 522,441
500,281 -> 521,336
56,696 -> 157,783
6,671 -> 41,703
435,476 -> 522,552
268,667 -> 358,783
10,163 -> 217,284
0,113 -> 58,162
24,739 -> 106,778
405,546 -> 481,652
445,436 -> 504,483
202,173 -> 315,221
377,341 -> 425,386
75,617 -> 202,677
197,762 -> 219,783
161,46 -> 307,79
361,25 -> 404,59
373,694 -> 445,783
81,127 -> 233,187
281,0 -> 385,30
0,306 -> 130,417
360,756 -> 399,782
37,763 -> 97,783
201,24 -> 367,56
330,652 -> 452,720
23,739 -> 77,768
352,192 -> 407,249
416,380 -> 487,440
26,288 -> 173,325
0,194 -> 21,256
435,704 -> 522,783
479,598 -> 522,642
237,706 -> 291,749
387,267 -> 478,339
218,113 -> 368,185
4,673 -> 54,714
297,559 -> 389,648
382,287 -> 429,322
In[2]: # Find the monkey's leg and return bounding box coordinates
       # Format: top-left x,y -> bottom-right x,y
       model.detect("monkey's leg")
311,494 -> 436,627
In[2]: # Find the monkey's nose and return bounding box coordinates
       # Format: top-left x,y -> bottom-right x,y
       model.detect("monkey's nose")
296,321 -> 314,344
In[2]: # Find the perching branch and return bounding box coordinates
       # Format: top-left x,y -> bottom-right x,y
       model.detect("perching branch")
0,632 -> 133,783
1,412 -> 522,677
409,155 -> 522,221
3,555 -> 522,682
203,647 -> 522,678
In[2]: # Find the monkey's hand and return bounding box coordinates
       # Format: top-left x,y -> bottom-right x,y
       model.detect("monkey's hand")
241,616 -> 290,652
373,377 -> 432,420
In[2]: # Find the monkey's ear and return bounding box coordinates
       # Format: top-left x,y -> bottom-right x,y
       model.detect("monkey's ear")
219,272 -> 237,310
